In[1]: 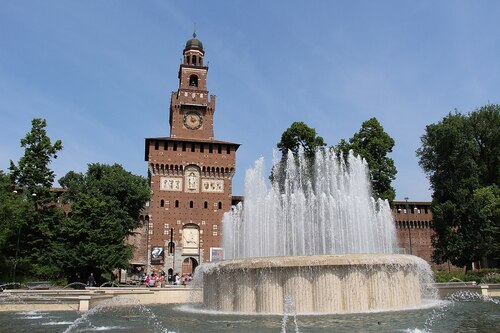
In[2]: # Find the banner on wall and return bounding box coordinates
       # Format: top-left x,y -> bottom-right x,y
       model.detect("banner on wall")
151,247 -> 164,265
210,247 -> 224,262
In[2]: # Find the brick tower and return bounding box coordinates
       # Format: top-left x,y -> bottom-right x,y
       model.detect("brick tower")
144,34 -> 239,276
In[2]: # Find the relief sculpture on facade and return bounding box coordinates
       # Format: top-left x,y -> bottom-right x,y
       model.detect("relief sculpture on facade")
182,226 -> 199,255
184,165 -> 200,193
202,179 -> 224,193
160,177 -> 183,191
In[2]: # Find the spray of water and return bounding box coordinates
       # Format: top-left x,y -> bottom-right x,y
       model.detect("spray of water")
281,295 -> 301,333
62,296 -> 173,333
223,149 -> 397,259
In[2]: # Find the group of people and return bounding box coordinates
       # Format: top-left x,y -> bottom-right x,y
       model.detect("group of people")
141,271 -> 192,287
84,270 -> 194,288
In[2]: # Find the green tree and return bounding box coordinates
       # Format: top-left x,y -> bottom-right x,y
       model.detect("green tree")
417,104 -> 500,270
10,118 -> 63,206
277,121 -> 326,159
336,118 -> 397,202
8,118 -> 64,280
58,163 -> 149,282
273,122 -> 326,189
0,172 -> 25,280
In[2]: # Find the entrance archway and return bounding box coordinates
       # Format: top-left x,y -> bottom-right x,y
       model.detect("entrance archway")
181,257 -> 199,275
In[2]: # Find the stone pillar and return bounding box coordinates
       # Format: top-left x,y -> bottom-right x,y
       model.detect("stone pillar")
405,268 -> 421,306
367,269 -> 389,309
343,268 -> 369,312
203,271 -> 219,310
234,270 -> 256,312
389,269 -> 406,308
256,269 -> 283,313
219,271 -> 234,312
78,296 -> 91,312
312,268 -> 343,313
284,268 -> 313,314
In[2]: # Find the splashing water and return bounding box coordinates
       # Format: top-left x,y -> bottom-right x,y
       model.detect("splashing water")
223,149 -> 398,259
62,282 -> 87,290
62,296 -> 172,333
281,295 -> 301,333
407,291 -> 500,332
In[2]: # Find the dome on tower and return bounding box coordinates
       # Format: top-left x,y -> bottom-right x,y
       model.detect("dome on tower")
185,33 -> 203,51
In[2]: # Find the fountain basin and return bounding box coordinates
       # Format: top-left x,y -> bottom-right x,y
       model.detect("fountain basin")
202,254 -> 430,314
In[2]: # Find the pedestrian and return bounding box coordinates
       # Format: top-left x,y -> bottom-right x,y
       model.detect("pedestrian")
174,273 -> 180,285
149,275 -> 156,287
87,272 -> 95,287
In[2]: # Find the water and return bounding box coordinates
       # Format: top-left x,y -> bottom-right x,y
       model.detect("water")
0,294 -> 497,332
223,149 -> 397,259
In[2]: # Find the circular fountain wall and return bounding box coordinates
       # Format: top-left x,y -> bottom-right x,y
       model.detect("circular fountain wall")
200,149 -> 435,314
202,254 -> 427,314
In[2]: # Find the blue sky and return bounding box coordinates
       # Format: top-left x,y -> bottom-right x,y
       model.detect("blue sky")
1,1 -> 499,201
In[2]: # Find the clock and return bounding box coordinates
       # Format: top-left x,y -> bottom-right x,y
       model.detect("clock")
183,111 -> 203,130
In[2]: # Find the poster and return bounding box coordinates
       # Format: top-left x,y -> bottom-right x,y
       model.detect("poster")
151,246 -> 164,265
210,247 -> 224,262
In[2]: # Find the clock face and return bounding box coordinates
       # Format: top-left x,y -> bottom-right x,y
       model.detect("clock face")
183,111 -> 203,130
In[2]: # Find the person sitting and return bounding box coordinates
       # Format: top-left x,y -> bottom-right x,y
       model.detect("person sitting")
148,275 -> 156,287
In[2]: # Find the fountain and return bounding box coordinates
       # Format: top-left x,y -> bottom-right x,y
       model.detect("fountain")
1,152 -> 497,332
199,148 -> 436,314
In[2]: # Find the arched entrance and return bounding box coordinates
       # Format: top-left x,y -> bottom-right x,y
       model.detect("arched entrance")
181,257 -> 199,275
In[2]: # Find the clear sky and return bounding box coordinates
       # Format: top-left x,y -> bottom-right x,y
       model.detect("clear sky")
1,1 -> 499,201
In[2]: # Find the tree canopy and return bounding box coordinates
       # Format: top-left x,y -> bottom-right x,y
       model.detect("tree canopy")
9,118 -> 63,206
272,122 -> 326,189
417,104 -> 500,270
277,121 -> 326,159
0,171 -> 25,280
5,118 -> 65,279
3,118 -> 150,283
336,117 -> 397,202
58,163 -> 150,280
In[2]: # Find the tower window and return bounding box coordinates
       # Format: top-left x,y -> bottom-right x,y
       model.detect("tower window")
200,144 -> 204,153
175,200 -> 179,208
204,201 -> 208,209
217,145 -> 222,154
190,201 -> 194,208
226,145 -> 231,154
218,202 -> 222,210
191,143 -> 195,152
191,56 -> 197,66
154,141 -> 159,150
189,75 -> 198,87
160,200 -> 165,207
164,142 -> 168,150
209,144 -> 213,153
173,142 -> 177,151
182,143 -> 186,151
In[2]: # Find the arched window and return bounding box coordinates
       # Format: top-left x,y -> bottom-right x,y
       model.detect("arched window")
160,199 -> 165,207
189,74 -> 198,87
218,202 -> 222,210
175,200 -> 179,208
204,201 -> 208,209
190,201 -> 194,208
